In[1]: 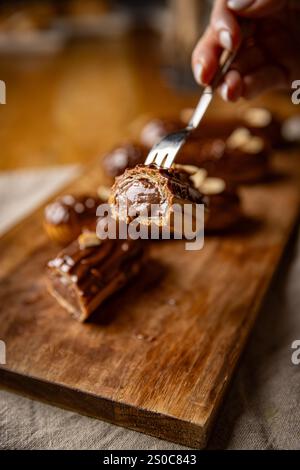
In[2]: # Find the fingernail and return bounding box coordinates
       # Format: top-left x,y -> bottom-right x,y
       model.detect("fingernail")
227,0 -> 253,11
220,83 -> 229,101
194,62 -> 204,84
219,30 -> 233,50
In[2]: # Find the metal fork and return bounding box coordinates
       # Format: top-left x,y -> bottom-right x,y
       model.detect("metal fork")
144,48 -> 241,169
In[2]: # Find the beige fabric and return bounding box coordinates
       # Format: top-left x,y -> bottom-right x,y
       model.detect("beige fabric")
0,166 -> 80,236
0,167 -> 300,450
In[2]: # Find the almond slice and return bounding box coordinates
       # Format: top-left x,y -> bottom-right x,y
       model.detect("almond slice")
173,163 -> 201,175
200,177 -> 226,195
244,107 -> 272,128
241,136 -> 264,154
226,127 -> 251,149
78,231 -> 101,250
97,185 -> 111,201
190,169 -> 208,189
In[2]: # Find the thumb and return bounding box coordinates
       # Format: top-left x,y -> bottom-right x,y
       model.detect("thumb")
227,0 -> 287,17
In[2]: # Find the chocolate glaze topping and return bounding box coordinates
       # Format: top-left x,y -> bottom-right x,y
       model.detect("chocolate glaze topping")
102,142 -> 148,177
45,194 -> 101,226
48,238 -> 143,304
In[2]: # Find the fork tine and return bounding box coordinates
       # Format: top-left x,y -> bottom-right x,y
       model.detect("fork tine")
162,149 -> 178,168
145,129 -> 189,168
145,150 -> 157,165
154,152 -> 169,167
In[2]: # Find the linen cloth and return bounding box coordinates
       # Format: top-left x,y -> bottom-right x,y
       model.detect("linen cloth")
0,166 -> 300,450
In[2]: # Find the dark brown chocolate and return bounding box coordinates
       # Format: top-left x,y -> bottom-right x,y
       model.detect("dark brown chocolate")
102,142 -> 148,178
202,183 -> 241,231
140,118 -> 183,148
47,236 -> 145,321
138,116 -> 270,184
44,194 -> 102,245
181,108 -> 282,147
176,135 -> 270,184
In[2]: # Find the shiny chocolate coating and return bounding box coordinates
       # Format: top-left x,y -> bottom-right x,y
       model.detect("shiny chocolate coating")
176,136 -> 270,184
47,237 -> 145,321
102,142 -> 147,178
44,194 -> 102,245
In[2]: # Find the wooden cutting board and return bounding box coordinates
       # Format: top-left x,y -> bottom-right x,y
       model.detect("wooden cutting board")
0,151 -> 299,448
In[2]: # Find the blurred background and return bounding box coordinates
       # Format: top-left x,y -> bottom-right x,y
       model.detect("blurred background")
0,0 -> 295,172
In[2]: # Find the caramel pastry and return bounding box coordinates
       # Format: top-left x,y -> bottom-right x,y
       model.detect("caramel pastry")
109,164 -> 205,231
44,194 -> 102,246
47,234 -> 145,322
175,165 -> 241,231
140,118 -> 183,149
102,142 -> 147,178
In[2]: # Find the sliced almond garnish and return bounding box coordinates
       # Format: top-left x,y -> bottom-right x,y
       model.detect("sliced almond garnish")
244,107 -> 272,128
97,185 -> 111,201
200,177 -> 226,195
78,231 -> 101,250
241,136 -> 264,154
226,127 -> 251,149
174,163 -> 201,175
190,169 -> 208,189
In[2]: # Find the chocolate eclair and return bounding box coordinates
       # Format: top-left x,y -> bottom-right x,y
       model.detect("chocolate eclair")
44,194 -> 104,246
174,164 -> 241,231
177,128 -> 270,184
47,232 -> 145,321
102,142 -> 147,178
109,164 -> 205,232
138,117 -> 270,183
181,107 -> 282,147
201,178 -> 241,231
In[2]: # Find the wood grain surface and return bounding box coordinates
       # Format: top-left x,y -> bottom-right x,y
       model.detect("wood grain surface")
0,149 -> 300,448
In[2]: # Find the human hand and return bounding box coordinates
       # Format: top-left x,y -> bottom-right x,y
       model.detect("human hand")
192,0 -> 300,101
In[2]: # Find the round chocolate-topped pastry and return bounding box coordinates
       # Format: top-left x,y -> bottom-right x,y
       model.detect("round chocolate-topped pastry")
102,142 -> 147,178
174,164 -> 241,231
44,194 -> 103,245
140,118 -> 183,148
